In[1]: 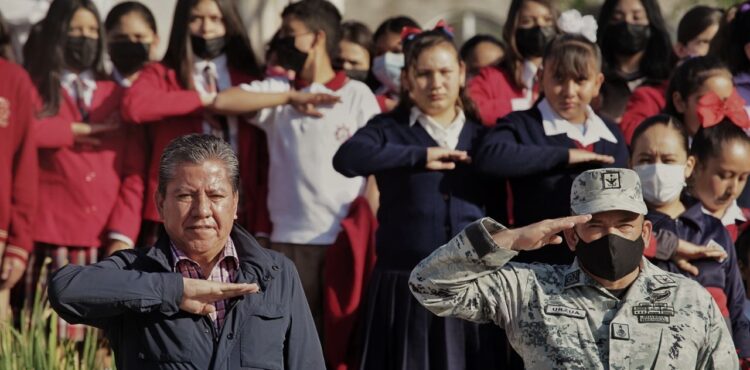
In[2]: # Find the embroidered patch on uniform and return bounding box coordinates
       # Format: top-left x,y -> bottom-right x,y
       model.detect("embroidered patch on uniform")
601,171 -> 621,189
564,270 -> 580,287
648,289 -> 671,303
611,323 -> 630,340
335,125 -> 351,142
632,302 -> 675,323
652,275 -> 675,285
544,305 -> 586,319
0,97 -> 9,128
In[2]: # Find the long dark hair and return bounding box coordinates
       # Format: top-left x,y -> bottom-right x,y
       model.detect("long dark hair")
597,0 -> 675,83
0,9 -> 15,62
392,30 -> 478,122
26,0 -> 107,117
710,2 -> 750,75
500,0 -> 559,90
104,1 -> 158,34
691,120 -> 750,165
677,6 -> 722,46
162,0 -> 260,89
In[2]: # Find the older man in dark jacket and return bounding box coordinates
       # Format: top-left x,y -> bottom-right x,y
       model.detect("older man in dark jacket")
49,134 -> 325,370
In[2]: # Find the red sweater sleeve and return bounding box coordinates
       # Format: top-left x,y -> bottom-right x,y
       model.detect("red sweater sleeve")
468,66 -> 515,126
106,124 -> 146,241
620,84 -> 667,145
32,88 -> 75,148
121,63 -> 203,124
6,68 -> 39,259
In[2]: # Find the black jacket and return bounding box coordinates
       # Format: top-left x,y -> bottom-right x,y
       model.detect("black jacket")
48,225 -> 325,370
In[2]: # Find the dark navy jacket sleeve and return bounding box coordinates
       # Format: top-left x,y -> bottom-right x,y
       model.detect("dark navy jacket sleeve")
333,115 -> 427,177
48,250 -> 184,329
720,232 -> 750,357
284,260 -> 327,369
474,118 -> 569,177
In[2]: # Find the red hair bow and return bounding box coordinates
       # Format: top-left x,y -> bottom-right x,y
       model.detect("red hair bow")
696,89 -> 750,129
400,20 -> 454,43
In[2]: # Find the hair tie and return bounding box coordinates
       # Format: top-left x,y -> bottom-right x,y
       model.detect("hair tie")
696,89 -> 750,129
556,9 -> 598,43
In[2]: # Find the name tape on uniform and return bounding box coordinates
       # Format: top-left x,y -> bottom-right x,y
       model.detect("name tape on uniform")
544,305 -> 586,319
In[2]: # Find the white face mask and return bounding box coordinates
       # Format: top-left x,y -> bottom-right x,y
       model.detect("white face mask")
372,52 -> 404,93
634,163 -> 687,206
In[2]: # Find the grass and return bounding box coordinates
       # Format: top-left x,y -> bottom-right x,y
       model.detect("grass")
0,257 -> 111,370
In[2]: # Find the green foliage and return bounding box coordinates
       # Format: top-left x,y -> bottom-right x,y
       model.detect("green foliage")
0,258 -> 110,370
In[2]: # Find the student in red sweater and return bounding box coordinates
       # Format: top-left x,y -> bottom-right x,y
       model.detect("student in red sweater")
595,0 -> 675,124
24,0 -> 145,339
0,54 -> 38,319
467,0 -> 558,126
620,6 -> 723,143
104,2 -> 160,88
121,0 -> 270,247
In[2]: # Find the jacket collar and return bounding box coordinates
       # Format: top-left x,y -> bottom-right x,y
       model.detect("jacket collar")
147,224 -> 280,289
561,257 -> 676,299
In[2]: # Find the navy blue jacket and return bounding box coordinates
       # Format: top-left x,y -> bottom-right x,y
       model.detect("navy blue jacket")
48,225 -> 325,370
474,107 -> 629,264
333,109 -> 494,270
648,202 -> 750,357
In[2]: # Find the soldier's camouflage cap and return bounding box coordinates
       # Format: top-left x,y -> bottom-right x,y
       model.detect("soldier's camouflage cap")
570,168 -> 648,216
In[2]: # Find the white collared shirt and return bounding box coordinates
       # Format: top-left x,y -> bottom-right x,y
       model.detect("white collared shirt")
60,69 -> 97,107
112,68 -> 132,88
510,60 -> 539,112
702,201 -> 747,226
538,98 -> 618,147
191,54 -> 238,150
409,107 -> 465,149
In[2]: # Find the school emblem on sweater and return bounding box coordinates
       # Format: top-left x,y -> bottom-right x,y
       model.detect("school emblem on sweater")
335,125 -> 351,142
0,97 -> 9,127
601,171 -> 621,189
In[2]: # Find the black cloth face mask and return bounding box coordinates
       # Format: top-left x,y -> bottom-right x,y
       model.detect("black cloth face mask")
345,69 -> 369,82
515,26 -> 556,58
65,36 -> 99,71
604,22 -> 651,56
191,35 -> 226,60
109,41 -> 150,76
272,36 -> 310,73
574,232 -> 644,281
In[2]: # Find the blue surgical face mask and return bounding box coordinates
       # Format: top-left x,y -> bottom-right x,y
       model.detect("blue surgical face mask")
372,52 -> 404,93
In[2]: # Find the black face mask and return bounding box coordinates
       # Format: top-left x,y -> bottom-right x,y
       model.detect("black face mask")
109,41 -> 150,76
345,69 -> 369,82
191,35 -> 226,60
65,36 -> 99,71
604,22 -> 651,56
272,36 -> 309,73
515,26 -> 556,58
575,233 -> 644,281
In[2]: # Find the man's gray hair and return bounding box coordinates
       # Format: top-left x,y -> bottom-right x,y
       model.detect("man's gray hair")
158,134 -> 240,195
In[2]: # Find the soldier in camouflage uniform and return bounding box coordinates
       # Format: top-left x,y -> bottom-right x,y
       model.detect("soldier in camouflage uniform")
410,168 -> 739,369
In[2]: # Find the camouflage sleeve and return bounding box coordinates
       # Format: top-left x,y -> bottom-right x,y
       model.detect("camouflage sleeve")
699,292 -> 740,369
408,218 -> 533,329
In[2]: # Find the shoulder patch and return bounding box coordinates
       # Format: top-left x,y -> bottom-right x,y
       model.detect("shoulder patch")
564,270 -> 581,288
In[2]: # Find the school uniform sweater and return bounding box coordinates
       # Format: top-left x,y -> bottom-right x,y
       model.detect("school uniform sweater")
121,62 -> 270,235
33,79 -> 145,247
333,109 -> 492,270
0,59 -> 38,260
647,202 -> 750,357
619,81 -> 668,144
467,65 -> 539,126
474,105 -> 629,264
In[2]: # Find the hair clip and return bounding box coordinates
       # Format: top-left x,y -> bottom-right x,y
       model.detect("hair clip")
557,9 -> 598,43
433,19 -> 455,39
400,20 -> 455,44
400,26 -> 422,43
696,89 -> 750,129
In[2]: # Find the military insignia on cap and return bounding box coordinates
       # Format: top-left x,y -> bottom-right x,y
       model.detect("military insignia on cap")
601,171 -> 621,189
611,323 -> 630,340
